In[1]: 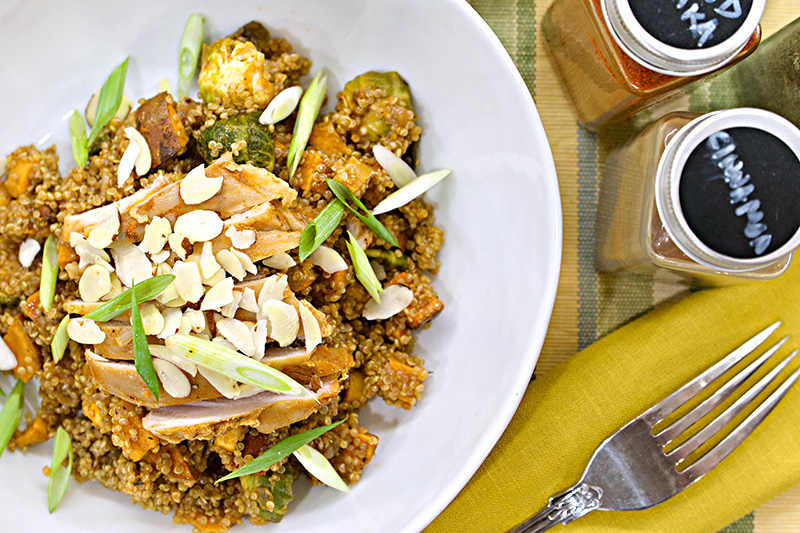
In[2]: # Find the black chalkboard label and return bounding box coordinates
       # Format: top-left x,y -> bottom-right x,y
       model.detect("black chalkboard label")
628,0 -> 753,49
679,127 -> 800,259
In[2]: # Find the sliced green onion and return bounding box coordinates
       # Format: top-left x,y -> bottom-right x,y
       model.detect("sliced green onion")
131,282 -> 159,402
84,275 -> 175,322
178,14 -> 205,99
88,58 -> 129,148
293,444 -> 349,492
0,386 -> 4,398
216,419 -> 344,483
51,316 -> 71,364
298,199 -> 345,262
69,111 -> 88,168
165,334 -> 312,398
372,144 -> 416,187
0,379 -> 24,458
40,235 -> 59,313
47,426 -> 73,513
326,179 -> 398,247
287,70 -> 327,179
260,86 -> 304,125
345,231 -> 383,303
372,169 -> 452,216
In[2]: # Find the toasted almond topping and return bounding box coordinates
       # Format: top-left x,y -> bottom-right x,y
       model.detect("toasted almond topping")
202,266 -> 227,287
158,308 -> 182,339
180,164 -> 223,205
198,365 -> 241,399
70,233 -> 113,271
86,205 -> 121,249
212,336 -> 239,353
231,249 -> 257,275
370,260 -> 387,281
251,319 -> 269,359
180,309 -> 207,335
0,337 -> 17,371
257,274 -> 288,312
172,261 -> 204,303
262,252 -> 296,270
168,233 -> 189,260
154,264 -> 181,305
67,318 -> 106,344
216,317 -> 257,356
140,303 -> 165,336
117,138 -> 140,187
110,240 -> 153,287
18,238 -> 41,268
123,127 -> 152,176
239,288 -> 259,313
139,216 -> 172,255
225,225 -> 257,249
151,249 -> 171,264
262,300 -> 300,347
298,300 -> 322,353
363,284 -> 414,320
79,265 -> 112,302
153,358 -> 191,399
200,241 -> 221,279
221,290 -> 243,318
309,245 -> 348,274
149,344 -> 197,376
104,273 -> 124,301
201,277 -> 235,311
174,210 -> 224,243
216,249 -> 245,281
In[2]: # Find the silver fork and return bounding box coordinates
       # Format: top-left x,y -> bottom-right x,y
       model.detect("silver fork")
511,321 -> 800,533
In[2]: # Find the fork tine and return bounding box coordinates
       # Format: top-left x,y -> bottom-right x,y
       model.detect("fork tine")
642,321 -> 781,425
668,350 -> 798,463
681,363 -> 800,483
654,336 -> 789,445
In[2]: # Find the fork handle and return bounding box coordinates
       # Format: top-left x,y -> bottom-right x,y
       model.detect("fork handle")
509,482 -> 603,533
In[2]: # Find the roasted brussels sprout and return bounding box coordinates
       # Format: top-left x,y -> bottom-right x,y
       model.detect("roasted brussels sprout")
366,248 -> 408,270
198,113 -> 276,170
339,71 -> 413,143
241,467 -> 294,523
198,37 -> 274,108
229,21 -> 272,56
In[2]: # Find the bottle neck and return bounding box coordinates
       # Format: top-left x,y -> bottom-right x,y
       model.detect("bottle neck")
602,0 -> 765,76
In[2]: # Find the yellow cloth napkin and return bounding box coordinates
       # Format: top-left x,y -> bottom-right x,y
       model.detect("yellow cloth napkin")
426,264 -> 800,533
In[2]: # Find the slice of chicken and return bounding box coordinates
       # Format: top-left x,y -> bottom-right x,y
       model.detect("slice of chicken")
142,376 -> 340,443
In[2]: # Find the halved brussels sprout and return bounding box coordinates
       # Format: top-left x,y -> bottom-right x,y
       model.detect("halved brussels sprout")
199,113 -> 275,170
198,38 -> 274,109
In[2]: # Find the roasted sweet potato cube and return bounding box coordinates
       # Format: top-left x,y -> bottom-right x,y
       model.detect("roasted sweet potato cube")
380,356 -> 427,409
5,159 -> 34,198
14,414 -> 49,449
329,429 -> 378,482
388,272 -> 444,328
134,92 -> 189,168
297,150 -> 327,195
4,314 -> 40,382
308,122 -> 351,157
333,155 -> 373,194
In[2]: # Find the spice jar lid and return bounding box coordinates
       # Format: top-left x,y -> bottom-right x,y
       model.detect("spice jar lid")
602,0 -> 765,76
656,108 -> 800,272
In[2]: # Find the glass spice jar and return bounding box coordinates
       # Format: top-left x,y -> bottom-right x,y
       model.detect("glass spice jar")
542,0 -> 765,130
596,108 -> 800,284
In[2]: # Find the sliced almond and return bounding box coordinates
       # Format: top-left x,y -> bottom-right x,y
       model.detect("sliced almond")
239,288 -> 258,313
200,241 -> 221,279
202,266 -> 227,287
221,290 -> 243,318
70,233 -> 113,272
262,300 -> 300,347
173,210 -> 224,243
257,274 -> 289,312
86,205 -> 121,250
140,303 -> 165,336
79,264 -> 112,302
18,238 -> 41,268
198,365 -> 241,399
216,318 -> 257,357
67,318 -> 106,344
231,249 -> 258,275
225,225 -> 257,249
168,233 -> 189,261
151,249 -> 171,264
217,249 -> 245,281
309,245 -> 347,274
298,300 -> 322,353
153,358 -> 191,399
180,309 -> 207,335
110,240 -> 153,287
201,277 -> 235,311
158,308 -> 182,339
172,261 -> 204,304
104,273 -> 124,301
251,319 -> 269,359
262,252 -> 296,270
124,127 -> 152,176
370,260 -> 387,281
149,344 -> 197,376
179,164 -> 223,205
138,216 -> 172,255
363,284 -> 414,320
0,337 -> 17,371
155,264 -> 180,305
117,138 -> 140,188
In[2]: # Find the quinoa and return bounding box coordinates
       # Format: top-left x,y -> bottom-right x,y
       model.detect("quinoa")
0,20 -> 445,531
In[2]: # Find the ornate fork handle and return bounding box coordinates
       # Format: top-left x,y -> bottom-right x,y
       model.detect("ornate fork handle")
509,483 -> 603,533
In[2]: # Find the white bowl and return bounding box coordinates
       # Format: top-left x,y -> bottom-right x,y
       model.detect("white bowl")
0,0 -> 562,531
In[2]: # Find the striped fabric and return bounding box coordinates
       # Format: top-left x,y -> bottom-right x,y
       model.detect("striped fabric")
468,0 -> 800,531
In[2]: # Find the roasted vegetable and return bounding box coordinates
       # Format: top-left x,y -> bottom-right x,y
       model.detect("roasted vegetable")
366,248 -> 408,270
198,113 -> 275,170
241,467 -> 294,523
229,21 -> 272,55
339,71 -> 413,143
198,38 -> 274,108
133,92 -> 189,168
